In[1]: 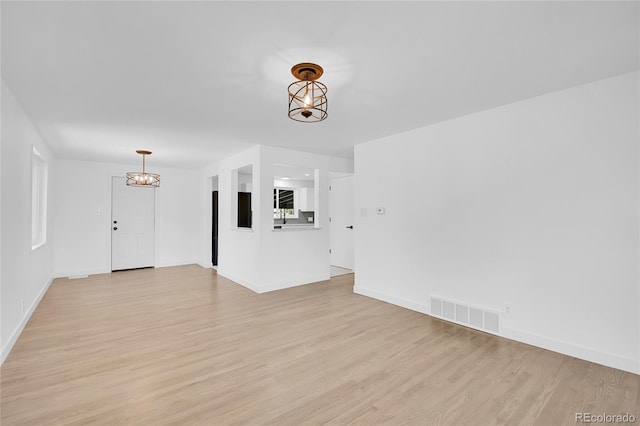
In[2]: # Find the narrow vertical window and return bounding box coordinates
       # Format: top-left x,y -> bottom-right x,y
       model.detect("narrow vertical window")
31,146 -> 47,250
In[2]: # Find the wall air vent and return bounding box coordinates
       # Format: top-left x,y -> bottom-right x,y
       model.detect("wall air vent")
430,296 -> 500,335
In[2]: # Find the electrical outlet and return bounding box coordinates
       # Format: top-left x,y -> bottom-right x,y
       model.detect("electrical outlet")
503,303 -> 512,318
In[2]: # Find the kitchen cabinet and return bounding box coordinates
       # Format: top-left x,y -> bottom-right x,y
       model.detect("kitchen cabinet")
298,187 -> 315,211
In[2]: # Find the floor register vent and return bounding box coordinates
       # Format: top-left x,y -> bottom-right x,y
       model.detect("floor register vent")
430,297 -> 500,335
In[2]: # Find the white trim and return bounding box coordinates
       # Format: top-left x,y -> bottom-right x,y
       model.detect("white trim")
1,274 -> 54,365
31,241 -> 46,251
31,146 -> 48,250
256,274 -> 330,294
354,286 -> 430,316
195,261 -> 214,269
218,269 -> 330,294
501,327 -> 640,375
216,268 -> 262,293
55,261 -> 201,279
54,268 -> 110,279
353,285 -> 640,375
155,260 -> 197,269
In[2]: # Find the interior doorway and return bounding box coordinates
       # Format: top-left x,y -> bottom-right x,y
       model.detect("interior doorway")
210,175 -> 219,267
111,176 -> 155,271
330,174 -> 354,271
212,190 -> 219,266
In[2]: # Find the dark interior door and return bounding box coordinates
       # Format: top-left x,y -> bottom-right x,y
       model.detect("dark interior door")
238,192 -> 252,228
212,190 -> 219,266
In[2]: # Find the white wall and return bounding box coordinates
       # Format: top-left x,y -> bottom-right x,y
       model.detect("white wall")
354,72 -> 640,374
258,147 -> 334,291
54,159 -> 200,277
1,81 -> 56,363
199,146 -> 262,287
199,145 -> 353,292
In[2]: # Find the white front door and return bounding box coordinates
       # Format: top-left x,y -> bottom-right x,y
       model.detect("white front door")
111,176 -> 155,271
330,175 -> 355,270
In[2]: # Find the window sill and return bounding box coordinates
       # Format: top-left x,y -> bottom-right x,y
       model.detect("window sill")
31,241 -> 46,251
272,225 -> 320,231
232,227 -> 254,232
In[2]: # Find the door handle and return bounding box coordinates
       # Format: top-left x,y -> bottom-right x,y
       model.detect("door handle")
346,225 -> 354,229
113,227 -> 118,231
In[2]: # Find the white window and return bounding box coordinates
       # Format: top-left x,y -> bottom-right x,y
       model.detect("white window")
274,187 -> 297,218
31,147 -> 47,250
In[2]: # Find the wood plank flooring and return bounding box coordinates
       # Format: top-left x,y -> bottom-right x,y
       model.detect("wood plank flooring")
1,265 -> 638,425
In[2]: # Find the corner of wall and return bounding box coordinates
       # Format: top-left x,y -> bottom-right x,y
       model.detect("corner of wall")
216,268 -> 262,293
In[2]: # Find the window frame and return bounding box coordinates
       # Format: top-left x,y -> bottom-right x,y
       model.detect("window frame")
31,146 -> 48,250
273,187 -> 299,219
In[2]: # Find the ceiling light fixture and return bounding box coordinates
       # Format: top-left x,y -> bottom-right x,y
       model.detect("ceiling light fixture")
126,150 -> 160,188
288,63 -> 327,122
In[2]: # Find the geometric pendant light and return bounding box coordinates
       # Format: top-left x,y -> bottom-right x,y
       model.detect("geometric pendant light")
126,150 -> 160,187
288,62 -> 328,122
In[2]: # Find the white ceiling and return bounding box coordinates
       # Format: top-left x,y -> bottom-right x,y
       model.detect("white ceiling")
2,1 -> 638,169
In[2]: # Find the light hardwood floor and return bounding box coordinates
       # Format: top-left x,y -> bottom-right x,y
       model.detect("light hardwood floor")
1,265 -> 638,425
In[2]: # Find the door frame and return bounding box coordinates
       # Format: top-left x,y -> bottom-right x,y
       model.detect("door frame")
329,174 -> 355,270
111,176 -> 157,271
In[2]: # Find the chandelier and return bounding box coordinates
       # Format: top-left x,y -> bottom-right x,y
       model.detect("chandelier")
126,150 -> 160,188
288,63 -> 327,122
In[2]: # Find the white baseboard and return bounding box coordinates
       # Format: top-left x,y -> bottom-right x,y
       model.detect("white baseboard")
218,269 -> 330,294
501,327 -> 640,375
195,261 -> 213,269
54,268 -> 109,279
257,273 -> 331,293
156,260 -> 197,268
1,274 -> 55,365
353,285 -> 640,376
55,261 -> 202,278
354,286 -> 430,316
216,268 -> 262,293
